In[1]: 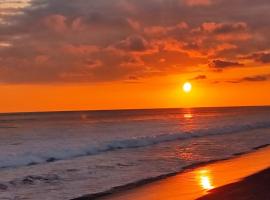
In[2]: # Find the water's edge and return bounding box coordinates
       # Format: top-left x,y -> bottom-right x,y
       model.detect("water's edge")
71,144 -> 270,200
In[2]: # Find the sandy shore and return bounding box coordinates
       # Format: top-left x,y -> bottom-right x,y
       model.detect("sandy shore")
87,146 -> 270,200
198,167 -> 270,200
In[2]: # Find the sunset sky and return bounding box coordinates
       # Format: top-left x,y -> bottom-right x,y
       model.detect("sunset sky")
1,0 -> 270,112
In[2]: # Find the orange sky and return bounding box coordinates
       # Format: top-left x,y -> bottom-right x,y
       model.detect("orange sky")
2,67 -> 270,113
0,0 -> 270,112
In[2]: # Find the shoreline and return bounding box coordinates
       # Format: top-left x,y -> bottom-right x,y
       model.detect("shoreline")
71,144 -> 270,200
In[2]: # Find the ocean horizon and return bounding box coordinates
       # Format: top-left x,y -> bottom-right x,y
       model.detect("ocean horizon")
2,104 -> 270,115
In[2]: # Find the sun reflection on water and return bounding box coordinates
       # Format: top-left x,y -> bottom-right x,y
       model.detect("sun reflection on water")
184,113 -> 193,119
198,170 -> 214,191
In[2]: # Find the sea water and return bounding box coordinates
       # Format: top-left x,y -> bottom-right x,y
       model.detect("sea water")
1,106 -> 270,199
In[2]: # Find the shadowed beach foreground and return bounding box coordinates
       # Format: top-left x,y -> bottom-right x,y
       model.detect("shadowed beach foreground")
85,146 -> 270,200
198,167 -> 270,200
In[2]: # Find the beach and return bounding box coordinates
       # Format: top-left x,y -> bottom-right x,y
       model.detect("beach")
1,0 -> 270,199
91,146 -> 270,200
198,167 -> 270,200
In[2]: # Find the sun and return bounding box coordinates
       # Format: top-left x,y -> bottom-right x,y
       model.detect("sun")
183,82 -> 192,93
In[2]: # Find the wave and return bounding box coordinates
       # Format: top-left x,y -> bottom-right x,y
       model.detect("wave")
1,120 -> 270,169
91,120 -> 270,150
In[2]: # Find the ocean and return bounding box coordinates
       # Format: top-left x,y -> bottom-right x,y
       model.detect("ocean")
1,106 -> 270,199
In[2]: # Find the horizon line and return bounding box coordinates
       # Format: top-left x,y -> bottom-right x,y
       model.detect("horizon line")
1,104 -> 270,115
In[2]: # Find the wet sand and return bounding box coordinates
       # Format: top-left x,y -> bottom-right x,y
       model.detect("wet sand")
198,167 -> 270,200
95,146 -> 270,200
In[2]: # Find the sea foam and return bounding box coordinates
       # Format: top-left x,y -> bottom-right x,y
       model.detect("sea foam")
1,120 -> 270,169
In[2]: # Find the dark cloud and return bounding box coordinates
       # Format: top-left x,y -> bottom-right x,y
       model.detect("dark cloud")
228,74 -> 270,83
209,59 -> 244,69
190,75 -> 207,80
183,0 -> 213,6
114,35 -> 149,52
0,0 -> 270,84
246,52 -> 270,63
200,22 -> 248,35
242,75 -> 270,82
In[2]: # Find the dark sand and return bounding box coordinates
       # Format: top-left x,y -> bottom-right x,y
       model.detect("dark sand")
198,168 -> 270,200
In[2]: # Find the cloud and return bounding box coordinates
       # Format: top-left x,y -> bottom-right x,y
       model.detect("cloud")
190,75 -> 207,80
114,35 -> 149,52
242,75 -> 270,82
229,74 -> 270,83
209,59 -> 244,69
144,22 -> 188,36
43,15 -> 68,33
201,22 -> 247,35
196,22 -> 251,42
245,52 -> 270,63
184,0 -> 212,6
0,0 -> 32,24
0,0 -> 270,84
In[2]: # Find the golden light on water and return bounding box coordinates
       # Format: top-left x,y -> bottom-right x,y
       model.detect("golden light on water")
200,176 -> 214,190
184,113 -> 193,119
183,82 -> 192,93
198,170 -> 214,191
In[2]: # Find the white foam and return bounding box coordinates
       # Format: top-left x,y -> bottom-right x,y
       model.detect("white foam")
1,120 -> 270,169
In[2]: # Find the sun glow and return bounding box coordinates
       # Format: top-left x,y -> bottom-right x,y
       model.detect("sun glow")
184,113 -> 193,119
198,170 -> 214,191
183,82 -> 192,93
201,176 -> 214,190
